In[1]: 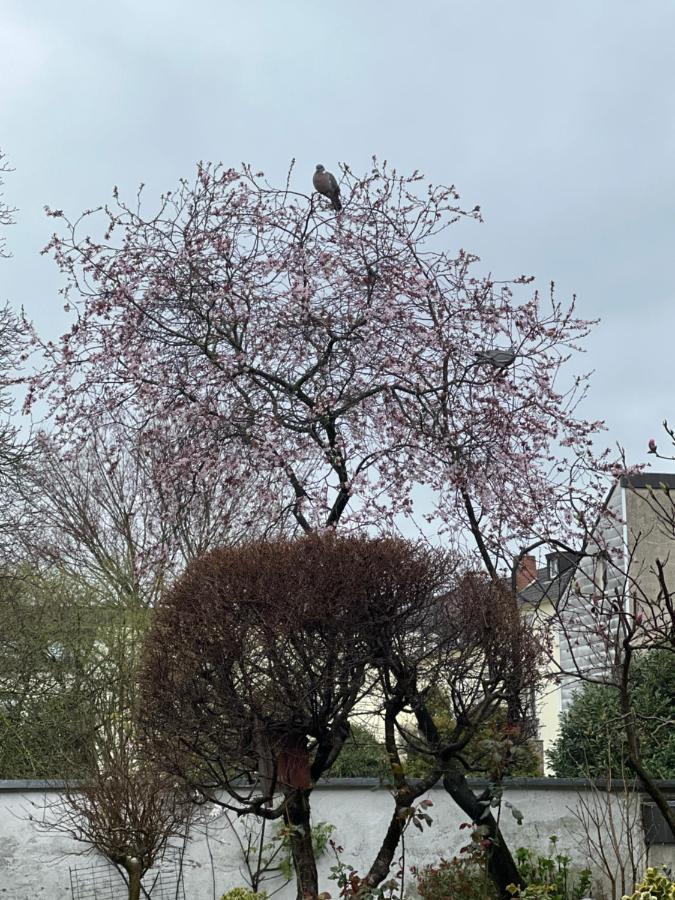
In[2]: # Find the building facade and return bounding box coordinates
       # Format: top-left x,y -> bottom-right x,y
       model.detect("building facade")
517,473 -> 675,769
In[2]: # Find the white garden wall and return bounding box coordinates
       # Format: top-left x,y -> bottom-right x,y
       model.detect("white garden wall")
0,778 -> 672,899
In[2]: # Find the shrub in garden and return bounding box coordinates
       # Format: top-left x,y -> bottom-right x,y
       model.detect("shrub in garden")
416,836 -> 592,900
415,857 -> 498,899
621,867 -> 675,900
142,535 -> 449,900
326,724 -> 389,779
507,837 -> 592,899
221,890 -> 268,900
547,651 -> 675,779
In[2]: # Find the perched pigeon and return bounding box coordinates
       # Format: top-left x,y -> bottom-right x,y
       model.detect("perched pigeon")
474,347 -> 517,370
313,164 -> 342,212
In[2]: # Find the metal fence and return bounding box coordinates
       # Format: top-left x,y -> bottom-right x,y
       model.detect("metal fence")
69,847 -> 186,900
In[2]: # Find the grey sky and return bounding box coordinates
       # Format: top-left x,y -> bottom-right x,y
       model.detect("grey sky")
1,0 -> 674,465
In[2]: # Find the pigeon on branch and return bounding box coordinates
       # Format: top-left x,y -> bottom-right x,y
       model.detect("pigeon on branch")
313,164 -> 342,212
474,347 -> 517,370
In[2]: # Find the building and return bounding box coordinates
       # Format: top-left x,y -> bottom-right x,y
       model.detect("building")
517,472 -> 675,770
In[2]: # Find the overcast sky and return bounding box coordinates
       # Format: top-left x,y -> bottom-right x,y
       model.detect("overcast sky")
1,0 -> 674,468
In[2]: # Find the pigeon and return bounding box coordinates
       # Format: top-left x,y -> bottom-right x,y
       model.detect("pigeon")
313,164 -> 342,212
474,347 -> 517,370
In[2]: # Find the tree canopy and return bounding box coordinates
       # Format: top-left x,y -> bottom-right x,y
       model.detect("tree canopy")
30,162 -> 609,567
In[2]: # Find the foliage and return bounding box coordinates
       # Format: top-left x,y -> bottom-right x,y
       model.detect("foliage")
32,632 -> 190,900
414,834 -> 593,900
327,840 -> 401,899
414,857 -> 498,900
275,820 -> 336,882
327,724 -> 389,779
230,815 -> 335,894
141,535 -> 450,900
506,837 -> 592,899
404,693 -> 542,779
621,867 -> 675,900
0,692 -> 94,778
547,651 -> 675,778
0,570 -> 138,778
220,890 -> 268,900
141,535 -> 450,799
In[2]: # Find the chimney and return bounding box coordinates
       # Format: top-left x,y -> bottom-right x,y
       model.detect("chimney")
515,554 -> 538,590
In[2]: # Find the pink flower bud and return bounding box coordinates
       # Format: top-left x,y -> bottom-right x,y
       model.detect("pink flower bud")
648,438 -> 657,453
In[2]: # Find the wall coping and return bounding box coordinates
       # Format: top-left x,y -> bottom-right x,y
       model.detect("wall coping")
2,777 -> 675,793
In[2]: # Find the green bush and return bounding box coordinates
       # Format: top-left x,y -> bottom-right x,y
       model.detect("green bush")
416,836 -> 591,900
415,857 -> 498,899
547,651 -> 675,779
621,867 -> 675,900
404,696 -> 543,779
507,837 -> 592,900
327,723 -> 389,778
275,820 -> 335,882
220,889 -> 268,900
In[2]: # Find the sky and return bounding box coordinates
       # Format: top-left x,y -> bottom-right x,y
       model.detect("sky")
1,0 -> 674,468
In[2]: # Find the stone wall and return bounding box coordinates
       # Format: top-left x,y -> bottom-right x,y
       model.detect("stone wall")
0,778 -> 673,899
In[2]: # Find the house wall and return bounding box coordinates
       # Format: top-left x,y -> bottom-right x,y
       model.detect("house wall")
555,482 -> 675,721
530,597 -> 561,772
1,778 -> 672,899
557,483 -> 627,713
625,485 -> 675,606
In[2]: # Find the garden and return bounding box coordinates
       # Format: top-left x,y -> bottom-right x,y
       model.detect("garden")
0,155 -> 673,899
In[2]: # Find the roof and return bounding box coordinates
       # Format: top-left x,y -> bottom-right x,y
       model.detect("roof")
517,553 -> 580,608
620,472 -> 675,490
517,472 -> 675,606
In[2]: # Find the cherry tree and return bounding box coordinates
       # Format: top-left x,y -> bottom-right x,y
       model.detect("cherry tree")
30,160 -> 609,563
24,157 -> 617,897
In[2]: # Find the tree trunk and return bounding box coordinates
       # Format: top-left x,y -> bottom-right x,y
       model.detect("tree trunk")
364,799 -> 408,887
284,788 -> 318,900
625,748 -> 675,841
412,699 -> 524,898
124,858 -> 143,900
442,768 -> 524,899
619,676 -> 675,841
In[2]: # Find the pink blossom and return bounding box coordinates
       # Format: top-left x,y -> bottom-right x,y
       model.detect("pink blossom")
29,159 -> 611,563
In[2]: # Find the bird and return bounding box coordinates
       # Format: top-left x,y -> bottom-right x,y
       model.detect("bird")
313,164 -> 342,212
474,347 -> 517,370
